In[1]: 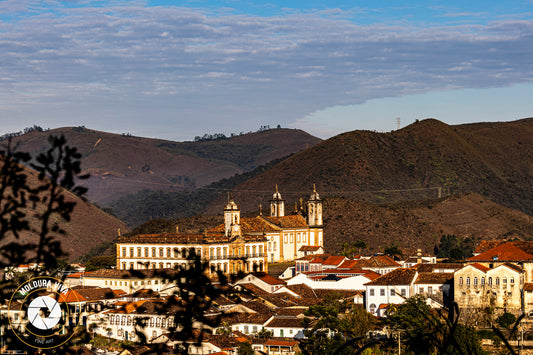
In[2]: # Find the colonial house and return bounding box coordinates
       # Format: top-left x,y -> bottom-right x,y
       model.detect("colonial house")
66,269 -> 180,296
115,187 -> 324,276
454,241 -> 533,318
454,262 -> 525,317
365,268 -> 418,316
235,272 -> 287,293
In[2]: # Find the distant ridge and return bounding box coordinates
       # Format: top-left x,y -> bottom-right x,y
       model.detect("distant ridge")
10,127 -> 322,204
221,118 -> 533,216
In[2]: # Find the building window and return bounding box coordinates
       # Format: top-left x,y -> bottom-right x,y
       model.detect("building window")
459,277 -> 463,285
401,289 -> 406,297
370,289 -> 375,296
303,233 -> 307,242
466,277 -> 470,285
273,242 -> 277,251
496,277 -> 500,285
290,234 -> 294,243
503,277 -> 507,284
380,289 -> 385,296
152,248 -> 156,257
244,325 -> 249,334
145,247 -> 149,257
511,278 -> 515,285
167,248 -> 171,257
428,286 -> 433,294
122,262 -> 126,269
137,247 -> 141,257
268,242 -> 271,251
259,245 -> 263,254
419,287 -> 424,293
130,247 -> 134,257
297,233 -> 300,242
481,277 -> 485,285
474,277 -> 478,285
122,248 -> 126,257
488,277 -> 492,285
284,234 -> 288,243
391,289 -> 396,296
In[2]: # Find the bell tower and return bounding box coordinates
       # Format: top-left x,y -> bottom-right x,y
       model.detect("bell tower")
270,184 -> 285,217
307,185 -> 323,227
224,196 -> 241,237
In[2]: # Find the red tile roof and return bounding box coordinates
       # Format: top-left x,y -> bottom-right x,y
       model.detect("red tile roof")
414,272 -> 454,284
470,263 -> 490,273
265,339 -> 298,347
261,215 -> 309,229
299,246 -> 322,252
467,242 -> 533,262
323,256 -> 347,266
365,268 -> 417,286
254,272 -> 286,285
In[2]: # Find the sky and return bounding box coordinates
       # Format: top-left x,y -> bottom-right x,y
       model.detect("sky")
1,0 -> 533,141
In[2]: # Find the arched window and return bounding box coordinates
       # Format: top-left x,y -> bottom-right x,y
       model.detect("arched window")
152,247 -> 156,257
474,277 -> 478,285
466,277 -> 470,285
110,315 -> 114,325
127,316 -> 132,326
481,277 -> 485,285
489,277 -> 492,285
496,277 -> 500,285
167,248 -> 171,257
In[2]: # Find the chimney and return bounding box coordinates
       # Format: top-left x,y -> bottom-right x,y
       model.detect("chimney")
417,249 -> 422,264
117,228 -> 121,236
176,226 -> 179,234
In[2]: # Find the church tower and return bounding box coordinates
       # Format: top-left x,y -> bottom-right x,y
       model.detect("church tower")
270,185 -> 285,217
224,196 -> 241,237
307,185 -> 323,227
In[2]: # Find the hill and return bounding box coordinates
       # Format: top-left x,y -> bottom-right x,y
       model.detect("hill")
10,127 -> 321,204
219,118 -> 533,216
323,193 -> 533,254
0,158 -> 129,262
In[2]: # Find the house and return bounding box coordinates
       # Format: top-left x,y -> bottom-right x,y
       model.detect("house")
235,272 -> 287,293
66,269 -> 179,295
264,316 -> 306,339
413,272 -> 454,308
365,268 -> 418,316
454,262 -> 525,318
286,269 -> 380,292
453,241 -> 533,318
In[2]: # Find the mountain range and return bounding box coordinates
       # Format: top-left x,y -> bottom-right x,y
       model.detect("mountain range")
10,127 -> 321,204
4,118 -> 533,258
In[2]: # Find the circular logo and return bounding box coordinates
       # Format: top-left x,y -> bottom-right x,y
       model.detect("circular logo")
8,276 -> 82,349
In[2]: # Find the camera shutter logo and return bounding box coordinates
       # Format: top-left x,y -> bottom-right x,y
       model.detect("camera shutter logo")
9,276 -> 82,349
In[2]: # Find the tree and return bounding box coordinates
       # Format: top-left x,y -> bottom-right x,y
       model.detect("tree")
496,312 -> 516,329
300,293 -> 375,354
0,135 -> 89,351
237,341 -> 254,355
384,244 -> 402,258
385,295 -> 485,354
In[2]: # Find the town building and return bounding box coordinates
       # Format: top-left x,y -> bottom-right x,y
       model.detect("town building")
115,187 -> 324,276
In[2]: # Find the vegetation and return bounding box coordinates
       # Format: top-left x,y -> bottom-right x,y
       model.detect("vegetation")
435,234 -> 476,261
0,125 -> 47,141
108,155 -> 290,227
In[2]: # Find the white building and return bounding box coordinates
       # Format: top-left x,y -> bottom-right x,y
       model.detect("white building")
116,187 -> 324,275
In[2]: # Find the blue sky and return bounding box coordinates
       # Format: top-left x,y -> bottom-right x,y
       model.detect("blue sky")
1,1 -> 533,141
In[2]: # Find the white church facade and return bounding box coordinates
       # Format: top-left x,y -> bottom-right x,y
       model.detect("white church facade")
115,186 -> 324,276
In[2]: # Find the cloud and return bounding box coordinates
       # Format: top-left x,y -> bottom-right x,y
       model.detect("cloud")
1,3 -> 533,139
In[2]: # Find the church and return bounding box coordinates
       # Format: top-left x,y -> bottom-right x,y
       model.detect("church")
115,186 -> 324,276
